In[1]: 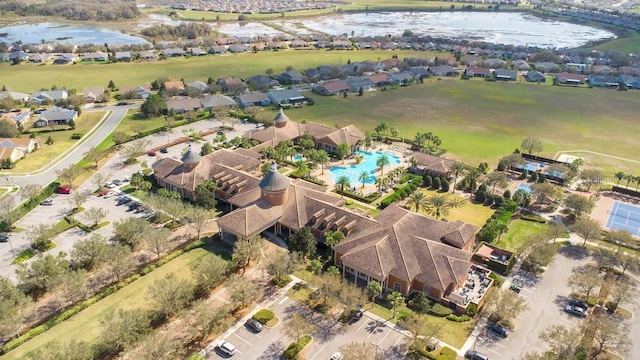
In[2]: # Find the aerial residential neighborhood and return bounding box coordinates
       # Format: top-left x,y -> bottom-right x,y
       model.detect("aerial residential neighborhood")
0,1 -> 639,360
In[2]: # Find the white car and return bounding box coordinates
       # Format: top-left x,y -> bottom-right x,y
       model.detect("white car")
40,199 -> 54,206
330,352 -> 343,360
104,182 -> 116,189
217,341 -> 237,356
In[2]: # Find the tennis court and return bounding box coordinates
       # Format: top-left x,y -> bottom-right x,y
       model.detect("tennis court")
605,201 -> 640,237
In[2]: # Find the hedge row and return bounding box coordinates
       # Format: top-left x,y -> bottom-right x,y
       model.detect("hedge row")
520,213 -> 547,223
334,188 -> 381,204
253,309 -> 275,324
283,335 -> 312,360
0,182 -> 60,232
379,174 -> 422,208
476,201 -> 517,243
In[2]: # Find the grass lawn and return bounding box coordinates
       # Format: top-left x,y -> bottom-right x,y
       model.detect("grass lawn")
115,110 -> 166,139
367,303 -> 472,349
495,219 -> 550,253
252,79 -> 640,175
6,111 -> 106,173
413,189 -> 494,227
4,247 -> 213,360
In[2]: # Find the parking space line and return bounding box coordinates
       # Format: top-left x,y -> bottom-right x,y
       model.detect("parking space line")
476,344 -> 503,356
560,317 -> 579,326
393,336 -> 403,347
232,333 -> 252,346
278,296 -> 289,305
309,344 -> 327,360
355,320 -> 368,333
366,322 -> 383,339
377,327 -> 392,345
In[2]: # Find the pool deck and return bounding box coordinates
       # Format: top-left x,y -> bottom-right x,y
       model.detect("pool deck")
313,143 -> 413,197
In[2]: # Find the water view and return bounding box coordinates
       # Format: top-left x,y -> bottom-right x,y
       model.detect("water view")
0,22 -> 149,45
330,151 -> 401,186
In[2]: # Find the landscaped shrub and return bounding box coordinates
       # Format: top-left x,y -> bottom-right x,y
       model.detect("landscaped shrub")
466,303 -> 477,317
538,173 -> 546,183
437,347 -> 458,360
380,194 -> 397,208
530,171 -> 538,182
446,313 -> 470,322
519,169 -> 528,180
440,179 -> 450,192
520,214 -> 546,223
429,303 -> 453,317
474,190 -> 486,203
334,188 -> 381,204
484,194 -> 494,206
271,275 -> 292,287
489,272 -> 504,287
503,189 -> 511,200
70,133 -> 83,139
407,291 -> 432,314
423,175 -> 433,188
432,177 -> 441,190
253,309 -> 275,324
283,335 -> 312,359
493,195 -> 504,207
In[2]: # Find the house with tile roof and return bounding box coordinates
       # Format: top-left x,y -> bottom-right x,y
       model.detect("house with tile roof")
313,80 -> 350,96
33,107 -> 77,128
237,92 -> 271,108
83,87 -> 105,103
411,152 -> 456,179
553,72 -> 586,86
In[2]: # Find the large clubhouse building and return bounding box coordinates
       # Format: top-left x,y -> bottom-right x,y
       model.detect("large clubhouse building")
153,111 -> 486,311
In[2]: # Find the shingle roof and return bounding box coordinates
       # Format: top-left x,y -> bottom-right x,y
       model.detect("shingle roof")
181,145 -> 201,165
259,162 -> 290,191
412,152 -> 455,175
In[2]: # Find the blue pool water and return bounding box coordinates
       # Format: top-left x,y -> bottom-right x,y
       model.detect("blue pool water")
293,154 -> 304,161
329,150 -> 401,186
516,183 -> 532,194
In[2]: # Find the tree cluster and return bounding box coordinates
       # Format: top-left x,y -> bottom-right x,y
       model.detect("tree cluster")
141,23 -> 214,40
0,0 -> 139,21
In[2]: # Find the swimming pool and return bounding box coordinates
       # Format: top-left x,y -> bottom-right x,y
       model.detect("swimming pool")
329,150 -> 401,186
293,154 -> 304,161
516,183 -> 532,194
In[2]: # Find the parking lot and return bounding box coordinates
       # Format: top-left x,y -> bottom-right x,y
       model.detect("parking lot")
213,295 -> 410,360
475,246 -> 591,359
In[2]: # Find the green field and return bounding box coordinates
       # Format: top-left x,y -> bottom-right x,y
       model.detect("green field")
495,219 -> 550,252
252,78 -> 640,174
3,248 -> 212,360
415,189 -> 495,227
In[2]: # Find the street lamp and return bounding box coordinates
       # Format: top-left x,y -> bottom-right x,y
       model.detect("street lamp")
372,343 -> 383,360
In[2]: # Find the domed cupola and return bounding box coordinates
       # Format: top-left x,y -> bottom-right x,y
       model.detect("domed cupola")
273,107 -> 289,128
181,144 -> 202,170
259,161 -> 290,206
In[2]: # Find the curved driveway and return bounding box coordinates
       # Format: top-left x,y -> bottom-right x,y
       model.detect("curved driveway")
2,105 -> 131,189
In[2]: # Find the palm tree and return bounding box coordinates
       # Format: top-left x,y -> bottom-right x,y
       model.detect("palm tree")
635,175 -> 640,191
359,170 -> 370,189
624,173 -> 634,188
405,191 -> 429,213
294,160 -> 308,177
336,175 -> 351,198
386,291 -> 405,319
425,194 -> 467,219
376,154 -> 390,176
375,176 -> 390,192
614,171 -> 625,186
450,162 -> 466,194
465,167 -> 483,193
315,150 -> 330,175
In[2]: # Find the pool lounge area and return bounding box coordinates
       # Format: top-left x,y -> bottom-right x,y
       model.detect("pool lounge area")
329,150 -> 401,186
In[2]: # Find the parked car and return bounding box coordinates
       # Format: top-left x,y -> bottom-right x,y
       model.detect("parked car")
565,305 -> 588,318
159,148 -> 169,154
329,352 -> 343,360
568,298 -> 588,310
55,185 -> 72,194
487,323 -> 510,338
217,341 -> 237,356
40,199 -> 54,205
113,179 -> 123,186
510,283 -> 523,293
116,197 -> 132,206
465,350 -> 489,360
0,234 -> 8,243
245,318 -> 263,333
147,151 -> 157,157
127,202 -> 140,211
104,182 -> 116,189
351,307 -> 364,323
97,189 -> 109,197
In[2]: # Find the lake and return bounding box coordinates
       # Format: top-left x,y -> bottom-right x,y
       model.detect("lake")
0,11 -> 615,49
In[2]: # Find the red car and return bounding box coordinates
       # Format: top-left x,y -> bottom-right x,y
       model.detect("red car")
97,189 -> 109,197
55,185 -> 72,194
148,151 -> 157,157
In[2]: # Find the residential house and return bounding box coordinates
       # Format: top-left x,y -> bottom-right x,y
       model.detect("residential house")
118,85 -> 152,99
345,76 -> 375,93
33,107 -> 77,127
237,92 -> 271,108
368,73 -> 392,87
514,60 -> 530,71
228,44 -> 249,53
163,81 -> 186,94
565,63 -> 588,73
463,66 -> 492,79
161,47 -> 186,58
408,67 -> 430,80
28,90 -> 68,106
390,71 -> 415,85
534,62 -> 561,73
208,46 -> 227,55
0,110 -> 31,126
619,66 -> 640,76
165,97 -> 202,113
188,47 -> 207,56
0,91 -> 29,102
553,72 -> 586,85
313,80 -> 350,96
217,78 -> 247,93
619,74 -> 640,89
200,95 -> 236,111
290,40 -> 311,49
248,75 -> 279,90
216,37 -> 237,45
114,51 -> 132,62
186,81 -> 210,93
52,54 -> 76,65
525,71 -> 546,83
587,74 -> 618,88
0,138 -> 39,163
429,65 -> 459,77
331,40 -> 352,50
6,51 -> 29,63
266,89 -> 307,106
28,54 -> 51,63
138,50 -> 158,61
83,87 -> 105,103
411,152 -> 455,179
277,70 -> 305,85
82,51 -> 108,61
484,58 -> 507,69
494,69 -> 517,81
